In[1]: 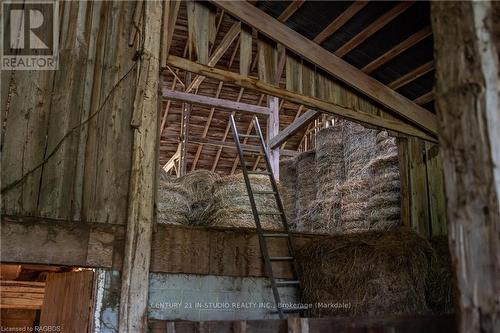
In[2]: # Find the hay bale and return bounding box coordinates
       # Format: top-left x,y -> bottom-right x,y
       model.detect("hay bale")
427,236 -> 455,314
211,174 -> 281,230
366,131 -> 401,230
157,181 -> 191,225
279,158 -> 298,226
180,170 -> 220,225
297,228 -> 435,317
295,150 -> 317,231
340,122 -> 377,233
315,125 -> 345,198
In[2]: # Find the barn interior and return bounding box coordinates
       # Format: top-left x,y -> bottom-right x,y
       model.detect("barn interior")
1,1 -> 499,333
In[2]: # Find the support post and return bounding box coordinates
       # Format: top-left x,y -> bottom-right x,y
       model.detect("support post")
119,1 -> 162,332
431,2 -> 500,332
267,96 -> 280,180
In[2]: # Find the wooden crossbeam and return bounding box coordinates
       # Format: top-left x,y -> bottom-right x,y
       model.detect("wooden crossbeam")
169,136 -> 298,157
162,89 -> 270,115
209,0 -> 437,136
269,109 -> 320,149
362,26 -> 432,74
167,55 -> 437,142
313,1 -> 368,44
277,0 -> 304,22
335,1 -> 415,57
388,61 -> 435,90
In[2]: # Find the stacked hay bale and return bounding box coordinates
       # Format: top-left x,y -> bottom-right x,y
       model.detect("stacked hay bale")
300,124 -> 345,233
157,180 -> 191,225
366,131 -> 401,230
279,158 -> 298,228
297,228 -> 437,317
294,150 -> 317,231
339,122 -> 377,233
211,174 -> 282,230
181,170 -> 221,225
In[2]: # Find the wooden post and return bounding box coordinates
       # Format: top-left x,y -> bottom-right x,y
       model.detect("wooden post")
267,96 -> 280,180
119,1 -> 162,332
431,2 -> 500,332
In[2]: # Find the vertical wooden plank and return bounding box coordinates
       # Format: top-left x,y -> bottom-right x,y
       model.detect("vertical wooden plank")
39,271 -> 94,332
425,142 -> 447,236
268,97 -> 280,180
301,61 -> 316,97
119,1 -> 162,332
186,1 -> 211,64
408,137 -> 430,238
397,138 -> 411,228
257,35 -> 277,84
286,53 -> 302,94
161,0 -> 181,68
239,24 -> 252,77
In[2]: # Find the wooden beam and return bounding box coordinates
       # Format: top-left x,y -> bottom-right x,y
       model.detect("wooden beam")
389,61 -> 434,90
209,0 -> 437,136
186,21 -> 241,92
432,2 -> 500,331
313,1 -> 368,44
362,26 -> 432,74
334,1 -> 415,57
269,109 -> 320,149
162,89 -> 270,115
167,55 -> 437,142
119,2 -> 161,332
414,91 -> 434,106
277,0 -> 304,22
267,97 -> 280,179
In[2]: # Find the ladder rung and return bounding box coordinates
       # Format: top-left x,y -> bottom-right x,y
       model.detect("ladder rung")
239,134 -> 259,139
275,280 -> 300,287
269,256 -> 294,261
253,190 -> 276,195
258,211 -> 283,215
263,233 -> 289,238
247,171 -> 271,175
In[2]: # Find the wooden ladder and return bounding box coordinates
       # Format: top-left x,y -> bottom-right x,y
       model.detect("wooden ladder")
229,114 -> 303,319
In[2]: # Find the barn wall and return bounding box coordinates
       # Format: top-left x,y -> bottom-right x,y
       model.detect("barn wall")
1,1 -> 137,224
398,137 -> 447,238
92,269 -> 298,332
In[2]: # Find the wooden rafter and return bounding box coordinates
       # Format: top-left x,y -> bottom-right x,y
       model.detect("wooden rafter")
208,0 -> 437,136
167,55 -> 437,142
277,0 -> 304,23
334,1 -> 415,58
413,91 -> 434,106
191,81 -> 223,171
211,88 -> 245,172
313,1 -> 368,44
388,61 -> 435,90
362,26 -> 432,74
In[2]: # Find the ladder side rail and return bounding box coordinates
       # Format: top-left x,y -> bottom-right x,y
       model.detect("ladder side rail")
253,116 -> 302,283
229,115 -> 284,319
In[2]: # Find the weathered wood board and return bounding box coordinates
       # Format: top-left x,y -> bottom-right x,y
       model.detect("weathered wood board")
1,1 -> 137,225
1,216 -> 321,279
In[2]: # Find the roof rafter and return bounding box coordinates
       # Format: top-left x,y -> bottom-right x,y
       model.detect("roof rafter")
388,61 -> 434,90
334,1 -> 415,58
313,1 -> 368,44
208,0 -> 437,136
277,0 -> 305,23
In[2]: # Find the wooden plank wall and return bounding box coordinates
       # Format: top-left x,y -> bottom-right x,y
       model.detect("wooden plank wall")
1,217 -> 321,279
398,137 -> 447,238
1,1 -> 137,225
